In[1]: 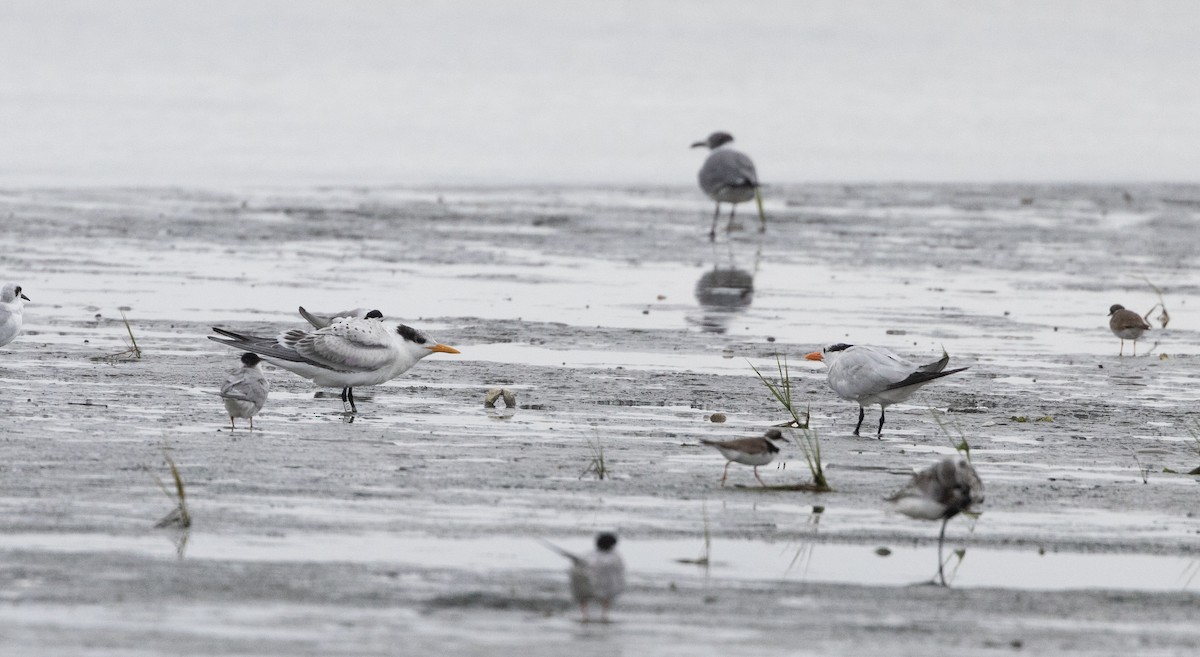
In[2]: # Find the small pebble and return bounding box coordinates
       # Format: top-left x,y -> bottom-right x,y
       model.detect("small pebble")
709,413 -> 727,423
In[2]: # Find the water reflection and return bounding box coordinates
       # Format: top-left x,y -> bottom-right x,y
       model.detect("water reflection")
689,244 -> 760,334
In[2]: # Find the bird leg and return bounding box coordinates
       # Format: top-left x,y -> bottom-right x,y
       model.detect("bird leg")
1132,340 -> 1137,357
1119,339 -> 1125,357
726,203 -> 739,232
877,408 -> 886,438
720,461 -> 731,487
347,387 -> 357,413
853,407 -> 865,436
249,417 -> 255,431
753,465 -> 766,487
229,417 -> 236,431
709,203 -> 721,241
937,517 -> 950,587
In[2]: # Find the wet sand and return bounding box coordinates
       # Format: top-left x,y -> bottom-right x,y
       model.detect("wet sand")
1,185 -> 1198,655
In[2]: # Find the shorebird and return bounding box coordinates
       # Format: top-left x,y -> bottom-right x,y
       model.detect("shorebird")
209,317 -> 459,413
887,457 -> 984,586
299,306 -> 383,329
217,352 -> 270,430
0,283 -> 30,348
805,344 -> 968,437
1108,304 -> 1151,356
700,429 -> 788,486
691,132 -> 765,240
541,533 -> 626,623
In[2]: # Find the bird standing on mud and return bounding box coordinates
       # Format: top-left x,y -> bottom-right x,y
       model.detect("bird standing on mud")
1108,304 -> 1151,356
700,429 -> 788,487
691,131 -> 766,240
887,457 -> 984,586
0,283 -> 30,348
541,533 -> 626,623
805,344 -> 968,437
218,352 -> 270,430
209,316 -> 459,413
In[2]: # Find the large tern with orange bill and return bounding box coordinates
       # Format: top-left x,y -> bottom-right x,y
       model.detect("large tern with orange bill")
209,316 -> 459,412
805,344 -> 967,437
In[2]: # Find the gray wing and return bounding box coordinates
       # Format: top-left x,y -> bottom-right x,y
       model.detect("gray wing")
210,328 -> 308,363
699,149 -> 759,195
221,369 -> 269,408
281,320 -> 395,371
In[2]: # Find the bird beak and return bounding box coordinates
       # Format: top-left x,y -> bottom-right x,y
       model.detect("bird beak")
427,344 -> 460,355
803,351 -> 823,361
20,293 -> 30,301
690,141 -> 707,148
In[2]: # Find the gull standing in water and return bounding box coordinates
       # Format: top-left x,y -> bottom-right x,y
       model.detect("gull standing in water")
1107,304 -> 1151,356
691,132 -> 765,240
700,429 -> 788,487
541,533 -> 626,623
805,344 -> 968,437
299,306 -> 383,329
0,283 -> 30,348
887,457 -> 984,586
218,352 -> 270,430
209,317 -> 459,413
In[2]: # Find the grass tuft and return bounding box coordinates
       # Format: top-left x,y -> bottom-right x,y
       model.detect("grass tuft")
750,355 -> 830,491
152,450 -> 191,528
931,409 -> 972,461
580,431 -> 608,480
1139,276 -> 1170,329
93,310 -> 143,362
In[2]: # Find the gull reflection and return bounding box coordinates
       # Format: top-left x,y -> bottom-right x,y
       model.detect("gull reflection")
688,244 -> 761,334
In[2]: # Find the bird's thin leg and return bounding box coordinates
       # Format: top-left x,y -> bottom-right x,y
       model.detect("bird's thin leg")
753,466 -> 766,487
340,387 -> 349,403
853,407 -> 865,436
877,408 -> 886,438
347,387 -> 357,413
1119,340 -> 1125,357
937,517 -> 949,586
1132,340 -> 1137,357
720,461 -> 730,487
709,203 -> 721,241
727,203 -> 738,232
229,417 -> 236,431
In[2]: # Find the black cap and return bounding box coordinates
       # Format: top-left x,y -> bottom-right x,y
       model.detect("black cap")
596,532 -> 618,551
240,352 -> 261,366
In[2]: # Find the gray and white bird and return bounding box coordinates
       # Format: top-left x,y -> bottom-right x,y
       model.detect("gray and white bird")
700,429 -> 788,487
1108,304 -> 1151,356
541,533 -> 626,623
298,306 -> 383,329
887,457 -> 984,586
805,344 -> 968,437
209,317 -> 459,413
691,131 -> 765,240
0,282 -> 30,348
218,352 -> 270,430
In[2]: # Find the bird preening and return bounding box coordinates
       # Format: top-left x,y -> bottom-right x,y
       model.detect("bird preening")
692,131 -> 766,240
887,456 -> 984,586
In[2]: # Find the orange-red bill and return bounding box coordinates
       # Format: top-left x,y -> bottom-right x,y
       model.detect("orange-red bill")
803,351 -> 823,361
428,344 -> 461,355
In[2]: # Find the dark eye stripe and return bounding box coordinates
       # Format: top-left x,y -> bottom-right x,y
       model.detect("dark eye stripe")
826,343 -> 852,353
396,324 -> 427,344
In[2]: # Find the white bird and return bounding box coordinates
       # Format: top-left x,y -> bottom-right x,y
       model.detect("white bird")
1107,303 -> 1151,356
299,306 -> 383,329
208,317 -> 459,413
218,352 -> 270,430
699,429 -> 788,487
541,533 -> 626,623
691,131 -> 765,240
887,457 -> 984,586
0,283 -> 30,348
805,344 -> 968,437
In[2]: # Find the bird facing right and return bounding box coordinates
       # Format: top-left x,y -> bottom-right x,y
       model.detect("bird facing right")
700,429 -> 788,487
691,132 -> 765,240
299,306 -> 384,329
219,352 -> 270,430
887,457 -> 984,586
541,533 -> 626,623
1108,304 -> 1151,356
0,282 -> 30,348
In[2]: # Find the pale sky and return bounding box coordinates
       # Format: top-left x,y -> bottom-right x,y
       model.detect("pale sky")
1,0 -> 1197,186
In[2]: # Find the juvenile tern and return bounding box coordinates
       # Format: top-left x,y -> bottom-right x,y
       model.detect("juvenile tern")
887,457 -> 984,586
805,344 -> 968,437
299,306 -> 383,329
209,317 -> 459,413
691,131 -> 765,240
1108,304 -> 1151,356
0,283 -> 30,348
218,352 -> 270,430
700,429 -> 788,487
541,533 -> 626,623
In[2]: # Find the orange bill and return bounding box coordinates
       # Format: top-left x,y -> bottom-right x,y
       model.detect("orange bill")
428,344 -> 461,354
803,351 -> 823,361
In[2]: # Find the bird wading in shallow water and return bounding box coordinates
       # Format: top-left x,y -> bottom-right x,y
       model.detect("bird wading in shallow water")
700,429 -> 788,487
1107,304 -> 1151,356
691,131 -> 765,240
887,457 -> 984,586
541,533 -> 626,623
208,317 -> 459,413
805,344 -> 967,437
217,352 -> 270,430
0,283 -> 30,348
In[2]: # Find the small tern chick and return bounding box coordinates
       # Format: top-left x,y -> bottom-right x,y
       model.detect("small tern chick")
700,429 -> 788,487
1107,304 -> 1151,356
218,352 -> 270,430
541,533 -> 626,623
298,306 -> 384,329
887,457 -> 984,586
0,283 -> 31,348
691,131 -> 765,240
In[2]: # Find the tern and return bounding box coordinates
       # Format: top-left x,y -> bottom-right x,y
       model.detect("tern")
887,457 -> 984,586
691,131 -> 766,240
805,344 -> 968,437
1108,304 -> 1151,356
0,283 -> 30,348
299,306 -> 383,329
217,352 -> 270,430
541,533 -> 626,623
700,429 -> 788,487
208,317 -> 459,413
